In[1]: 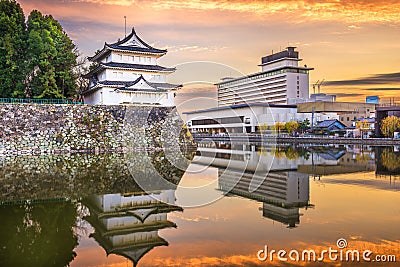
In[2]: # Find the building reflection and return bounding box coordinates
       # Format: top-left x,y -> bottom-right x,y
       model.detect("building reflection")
82,190 -> 182,266
193,142 -> 314,228
218,169 -> 311,228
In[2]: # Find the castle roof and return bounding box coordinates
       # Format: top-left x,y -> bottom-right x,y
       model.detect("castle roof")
88,27 -> 167,61
81,75 -> 181,95
82,62 -> 175,79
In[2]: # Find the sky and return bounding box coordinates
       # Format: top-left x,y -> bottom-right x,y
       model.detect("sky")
17,0 -> 400,111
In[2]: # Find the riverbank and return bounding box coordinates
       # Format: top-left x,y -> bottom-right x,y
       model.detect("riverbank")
193,134 -> 400,146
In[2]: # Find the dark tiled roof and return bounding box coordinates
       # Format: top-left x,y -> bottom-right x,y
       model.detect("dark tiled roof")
316,119 -> 338,128
95,80 -> 180,89
149,82 -> 182,90
107,27 -> 166,54
101,62 -> 175,72
316,119 -> 346,129
107,44 -> 166,54
87,27 -> 167,62
115,75 -> 167,92
116,87 -> 167,93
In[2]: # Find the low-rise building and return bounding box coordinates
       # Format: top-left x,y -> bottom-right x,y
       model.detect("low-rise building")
185,103 -> 334,134
297,101 -> 376,127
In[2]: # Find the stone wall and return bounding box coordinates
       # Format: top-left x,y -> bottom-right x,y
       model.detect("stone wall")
0,150 -> 195,203
0,104 -> 196,154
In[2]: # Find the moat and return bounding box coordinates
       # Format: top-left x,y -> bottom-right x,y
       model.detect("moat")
0,143 -> 399,266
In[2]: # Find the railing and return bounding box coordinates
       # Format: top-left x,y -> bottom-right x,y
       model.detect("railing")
0,98 -> 84,105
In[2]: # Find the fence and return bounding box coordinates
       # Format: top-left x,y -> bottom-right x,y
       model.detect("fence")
0,98 -> 84,105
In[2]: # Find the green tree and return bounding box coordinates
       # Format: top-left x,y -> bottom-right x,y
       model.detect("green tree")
285,121 -> 299,136
298,118 -> 310,133
380,116 -> 400,138
26,10 -> 78,98
0,0 -> 27,97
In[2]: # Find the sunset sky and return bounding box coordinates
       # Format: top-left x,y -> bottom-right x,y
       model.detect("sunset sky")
17,0 -> 400,110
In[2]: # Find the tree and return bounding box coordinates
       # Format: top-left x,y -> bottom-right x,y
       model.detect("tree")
26,10 -> 78,98
285,121 -> 299,136
298,118 -> 310,133
258,123 -> 270,133
0,0 -> 27,97
380,116 -> 400,138
274,122 -> 285,136
356,119 -> 370,139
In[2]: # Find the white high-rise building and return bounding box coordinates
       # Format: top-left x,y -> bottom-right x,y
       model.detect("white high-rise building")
216,47 -> 313,106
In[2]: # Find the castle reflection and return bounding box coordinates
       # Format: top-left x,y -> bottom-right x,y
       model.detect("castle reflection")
83,190 -> 182,266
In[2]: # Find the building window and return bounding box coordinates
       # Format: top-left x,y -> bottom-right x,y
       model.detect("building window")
347,117 -> 349,121
113,72 -> 117,78
118,54 -> 122,60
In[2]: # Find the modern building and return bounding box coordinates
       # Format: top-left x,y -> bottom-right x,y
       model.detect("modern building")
82,27 -> 181,105
184,102 -> 334,134
297,101 -> 376,127
216,47 -> 313,106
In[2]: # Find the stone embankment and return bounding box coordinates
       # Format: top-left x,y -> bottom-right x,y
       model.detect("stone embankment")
193,134 -> 400,146
0,104 -> 196,154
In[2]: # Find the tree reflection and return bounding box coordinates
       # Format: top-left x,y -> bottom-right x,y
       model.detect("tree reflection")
0,201 -> 78,267
381,148 -> 400,171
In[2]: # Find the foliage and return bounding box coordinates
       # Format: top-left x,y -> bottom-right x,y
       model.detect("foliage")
298,118 -> 310,133
0,1 -> 79,99
381,148 -> 400,171
26,10 -> 78,98
285,146 -> 299,159
274,122 -> 285,135
285,121 -> 299,135
356,120 -> 370,130
0,0 -> 27,97
258,123 -> 270,133
380,116 -> 400,138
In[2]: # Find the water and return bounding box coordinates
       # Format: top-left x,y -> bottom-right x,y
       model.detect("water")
0,144 -> 399,266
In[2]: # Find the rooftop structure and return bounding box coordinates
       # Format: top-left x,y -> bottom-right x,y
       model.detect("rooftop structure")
82,27 -> 181,105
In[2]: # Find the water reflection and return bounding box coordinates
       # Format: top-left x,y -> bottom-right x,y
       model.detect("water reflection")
0,143 -> 399,266
0,200 -> 78,267
83,190 -> 182,267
